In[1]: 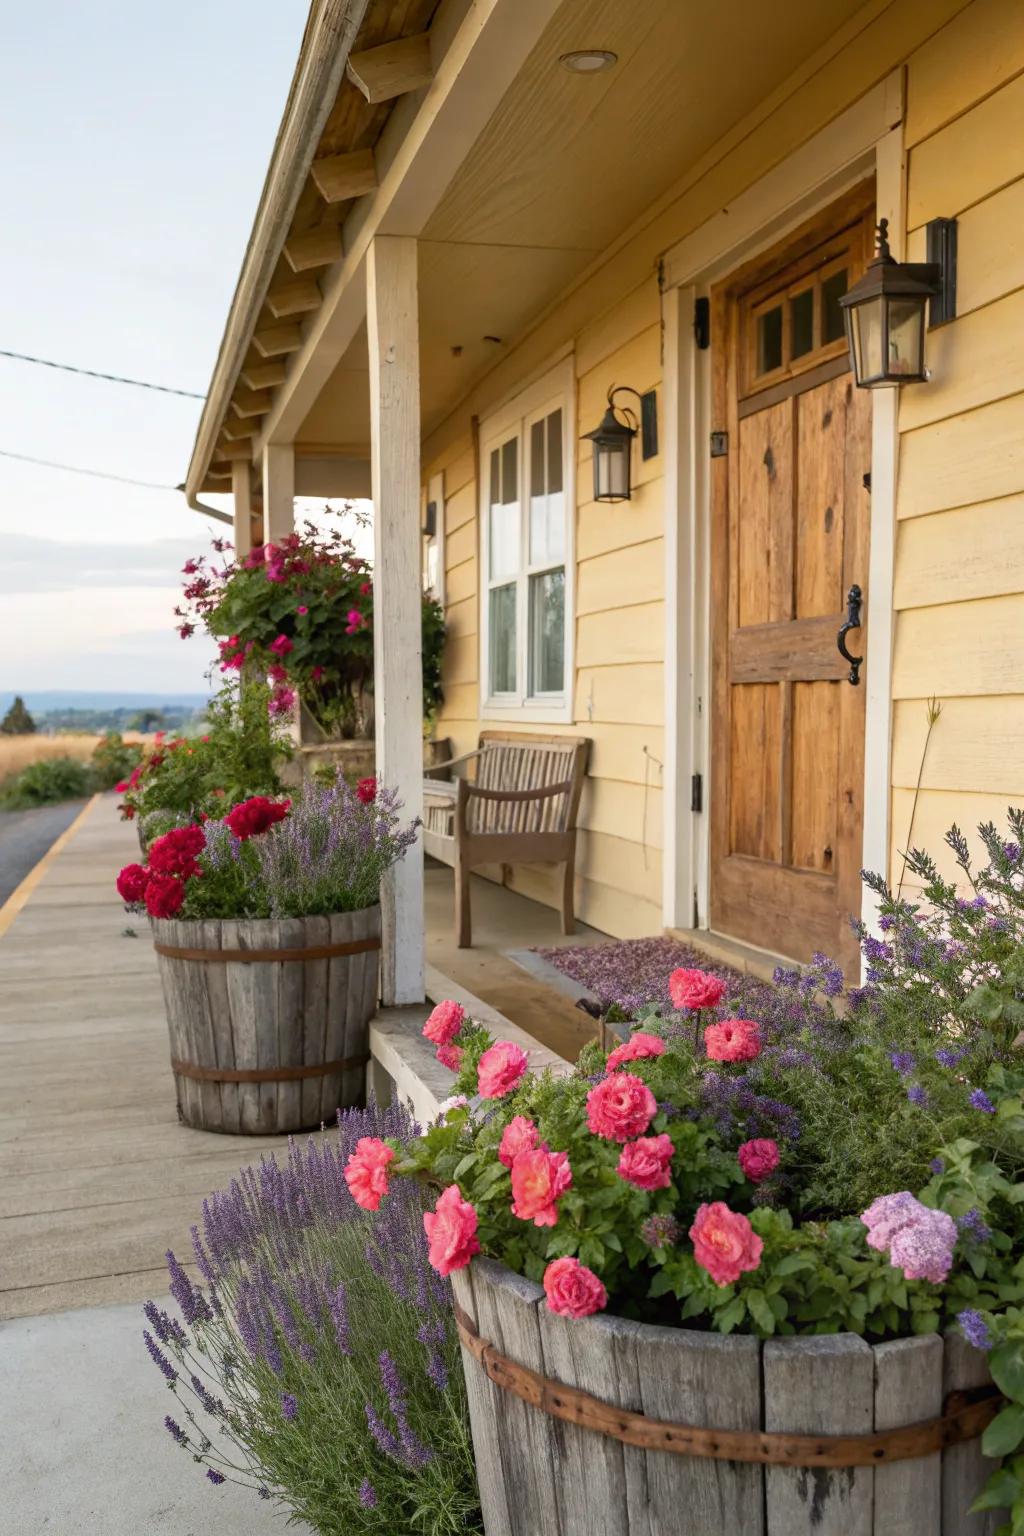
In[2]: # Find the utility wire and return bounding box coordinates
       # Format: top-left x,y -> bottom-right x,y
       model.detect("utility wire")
0,447 -> 180,492
0,348 -> 205,399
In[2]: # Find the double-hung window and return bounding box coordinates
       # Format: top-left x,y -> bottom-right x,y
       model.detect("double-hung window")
480,360 -> 574,719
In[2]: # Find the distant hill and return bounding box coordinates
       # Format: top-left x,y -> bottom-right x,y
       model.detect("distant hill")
0,689 -> 210,714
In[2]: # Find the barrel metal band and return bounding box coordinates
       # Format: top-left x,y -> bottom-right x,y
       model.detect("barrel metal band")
170,1052 -> 370,1084
454,1302 -> 1000,1468
154,937 -> 381,963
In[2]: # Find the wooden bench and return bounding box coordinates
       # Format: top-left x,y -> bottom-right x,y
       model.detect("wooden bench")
422,731 -> 590,948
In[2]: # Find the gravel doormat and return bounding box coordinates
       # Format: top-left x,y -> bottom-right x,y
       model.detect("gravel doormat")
531,935 -> 748,1015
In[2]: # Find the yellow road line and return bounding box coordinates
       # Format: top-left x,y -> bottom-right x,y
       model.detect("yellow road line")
0,793 -> 102,940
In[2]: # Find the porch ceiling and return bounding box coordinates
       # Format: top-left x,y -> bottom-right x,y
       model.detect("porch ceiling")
295,0 -> 868,458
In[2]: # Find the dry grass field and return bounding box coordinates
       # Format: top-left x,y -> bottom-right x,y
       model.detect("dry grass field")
0,733 -> 149,780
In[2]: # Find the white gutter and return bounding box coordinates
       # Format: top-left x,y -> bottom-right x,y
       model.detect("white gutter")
184,0 -> 372,510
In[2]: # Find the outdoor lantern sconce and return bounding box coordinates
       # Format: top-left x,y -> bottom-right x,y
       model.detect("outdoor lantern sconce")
840,216 -> 957,388
582,385 -> 658,502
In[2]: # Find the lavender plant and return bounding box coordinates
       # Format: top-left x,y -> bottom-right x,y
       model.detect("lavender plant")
143,1101 -> 481,1534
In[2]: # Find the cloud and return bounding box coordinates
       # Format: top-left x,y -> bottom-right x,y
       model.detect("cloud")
0,533 -> 213,595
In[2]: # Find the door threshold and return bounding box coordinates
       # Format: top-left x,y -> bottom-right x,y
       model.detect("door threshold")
665,927 -> 798,984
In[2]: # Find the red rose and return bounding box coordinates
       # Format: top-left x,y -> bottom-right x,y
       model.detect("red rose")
148,824 -> 206,878
669,968 -> 726,1011
116,863 -> 150,904
145,873 -> 186,919
224,796 -> 291,841
356,777 -> 377,805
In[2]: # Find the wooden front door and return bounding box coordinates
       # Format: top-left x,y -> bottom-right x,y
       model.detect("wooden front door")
709,189 -> 874,975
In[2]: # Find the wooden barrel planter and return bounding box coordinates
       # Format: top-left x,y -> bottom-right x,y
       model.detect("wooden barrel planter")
151,908 -> 380,1135
452,1258 -> 1004,1536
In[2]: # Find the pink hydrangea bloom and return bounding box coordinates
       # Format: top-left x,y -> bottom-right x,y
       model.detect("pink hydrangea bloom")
861,1191 -> 958,1283
689,1202 -> 763,1286
617,1133 -> 674,1191
344,1138 -> 395,1212
510,1146 -> 572,1227
704,1018 -> 762,1063
669,968 -> 726,1011
737,1138 -> 780,1183
422,999 -> 465,1047
543,1256 -> 607,1319
435,1043 -> 463,1072
423,1185 -> 480,1276
606,1032 -> 666,1072
586,1072 -> 657,1142
498,1115 -> 540,1169
477,1040 -> 528,1099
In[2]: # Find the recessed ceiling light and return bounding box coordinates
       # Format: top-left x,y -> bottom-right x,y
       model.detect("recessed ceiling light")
559,49 -> 617,74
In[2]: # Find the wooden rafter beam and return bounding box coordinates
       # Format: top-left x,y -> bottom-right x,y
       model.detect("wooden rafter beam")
214,441 -> 256,462
310,148 -> 377,204
284,224 -> 343,272
240,361 -> 288,390
221,419 -> 254,442
231,389 -> 273,418
266,279 -> 322,319
253,324 -> 303,358
346,32 -> 432,103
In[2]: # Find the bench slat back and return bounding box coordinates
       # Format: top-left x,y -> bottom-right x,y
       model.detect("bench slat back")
469,733 -> 588,838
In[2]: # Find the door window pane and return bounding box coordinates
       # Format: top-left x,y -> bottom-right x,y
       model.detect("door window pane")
790,288 -> 814,359
489,583 -> 517,694
756,305 -> 783,374
821,268 -> 849,344
529,568 -> 565,694
489,438 -> 519,579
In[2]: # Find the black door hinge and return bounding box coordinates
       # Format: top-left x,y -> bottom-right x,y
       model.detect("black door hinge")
694,296 -> 710,350
691,772 -> 703,813
710,431 -> 728,457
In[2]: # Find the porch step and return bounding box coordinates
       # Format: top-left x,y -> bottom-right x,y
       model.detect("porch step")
665,927 -> 796,984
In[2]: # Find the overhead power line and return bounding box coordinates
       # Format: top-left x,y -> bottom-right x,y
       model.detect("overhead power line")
0,447 -> 179,492
0,348 -> 205,399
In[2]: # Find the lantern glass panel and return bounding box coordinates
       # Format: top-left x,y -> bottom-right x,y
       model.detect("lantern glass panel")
850,297 -> 885,384
595,439 -> 631,501
886,297 -> 925,378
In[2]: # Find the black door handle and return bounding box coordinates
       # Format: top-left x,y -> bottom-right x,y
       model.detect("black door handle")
837,584 -> 863,686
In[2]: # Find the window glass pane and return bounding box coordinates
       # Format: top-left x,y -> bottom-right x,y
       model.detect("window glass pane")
529,568 -> 565,695
545,409 -> 564,562
489,447 -> 499,508
821,268 -> 848,344
790,288 -> 814,359
547,409 -> 563,494
756,305 -> 783,374
489,583 -> 517,694
530,409 -> 565,567
489,436 -> 519,579
529,418 -> 547,565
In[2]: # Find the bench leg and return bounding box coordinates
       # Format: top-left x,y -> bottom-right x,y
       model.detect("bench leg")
455,851 -> 472,948
560,859 -> 576,936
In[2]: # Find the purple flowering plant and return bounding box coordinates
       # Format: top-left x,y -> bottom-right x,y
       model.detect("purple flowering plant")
143,1100 -> 481,1534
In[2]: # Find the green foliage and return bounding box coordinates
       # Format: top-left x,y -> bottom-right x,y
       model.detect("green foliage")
0,695 -> 35,734
90,732 -> 142,790
1,755 -> 93,807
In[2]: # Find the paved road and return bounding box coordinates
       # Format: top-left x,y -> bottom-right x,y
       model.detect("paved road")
0,798 -> 88,905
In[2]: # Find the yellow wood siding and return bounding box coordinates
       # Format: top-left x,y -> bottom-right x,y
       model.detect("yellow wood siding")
894,0 -> 1024,879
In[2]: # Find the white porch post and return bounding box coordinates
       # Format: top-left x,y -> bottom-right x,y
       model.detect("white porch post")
262,443 -> 295,541
231,460 -> 254,559
367,234 -> 425,1006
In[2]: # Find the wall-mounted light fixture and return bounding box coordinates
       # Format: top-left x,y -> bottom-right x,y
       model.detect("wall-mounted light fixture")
840,216 -> 957,388
581,385 -> 657,503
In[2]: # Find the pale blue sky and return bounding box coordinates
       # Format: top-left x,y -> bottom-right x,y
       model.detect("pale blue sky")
0,2 -> 309,694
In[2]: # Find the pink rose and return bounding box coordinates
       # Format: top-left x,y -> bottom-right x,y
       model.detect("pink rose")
422,999 -> 465,1047
498,1115 -> 540,1169
510,1147 -> 572,1227
435,1042 -> 463,1072
738,1138 -> 779,1183
689,1202 -> 763,1286
586,1072 -> 657,1142
423,1185 -> 480,1276
543,1257 -> 608,1319
704,1018 -> 762,1063
607,1032 -> 666,1072
477,1040 -> 528,1099
669,968 -> 726,1011
617,1133 -> 674,1191
344,1137 -> 395,1212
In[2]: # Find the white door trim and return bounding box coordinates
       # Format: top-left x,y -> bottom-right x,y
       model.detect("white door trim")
661,75 -> 905,941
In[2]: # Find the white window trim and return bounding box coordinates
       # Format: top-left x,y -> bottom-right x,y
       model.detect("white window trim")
478,356 -> 576,725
